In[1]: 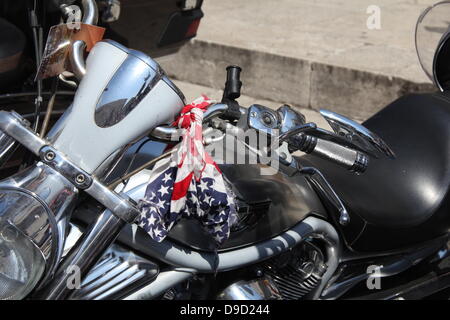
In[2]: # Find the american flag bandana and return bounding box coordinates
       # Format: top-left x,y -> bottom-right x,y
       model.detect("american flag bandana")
137,96 -> 237,245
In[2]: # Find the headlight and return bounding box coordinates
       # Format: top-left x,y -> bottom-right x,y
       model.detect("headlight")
0,189 -> 58,300
0,222 -> 45,300
0,161 -> 78,300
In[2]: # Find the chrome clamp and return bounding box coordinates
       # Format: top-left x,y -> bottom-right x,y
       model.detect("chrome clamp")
0,111 -> 140,223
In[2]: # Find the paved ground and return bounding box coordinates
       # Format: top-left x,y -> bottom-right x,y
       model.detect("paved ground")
196,0 -> 435,83
159,0 -> 439,121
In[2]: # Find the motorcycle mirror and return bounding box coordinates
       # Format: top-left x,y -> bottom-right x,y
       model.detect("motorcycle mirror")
415,1 -> 450,91
433,32 -> 450,91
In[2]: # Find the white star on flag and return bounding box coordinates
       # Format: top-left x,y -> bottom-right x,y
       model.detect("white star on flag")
137,96 -> 238,246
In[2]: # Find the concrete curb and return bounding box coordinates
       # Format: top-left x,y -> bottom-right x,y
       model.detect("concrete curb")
162,39 -> 436,121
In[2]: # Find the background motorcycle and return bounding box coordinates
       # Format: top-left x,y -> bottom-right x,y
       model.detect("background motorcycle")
0,1 -> 448,300
0,0 -> 204,178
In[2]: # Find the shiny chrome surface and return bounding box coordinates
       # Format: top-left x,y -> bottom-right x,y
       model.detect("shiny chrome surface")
150,103 -> 229,141
85,180 -> 140,223
248,104 -> 280,136
150,125 -> 182,141
81,0 -> 99,25
66,0 -> 98,82
0,111 -> 46,155
40,146 -> 93,189
124,269 -> 195,300
298,165 -> 350,226
248,103 -> 313,139
0,163 -> 78,280
203,103 -> 229,122
319,109 -> 396,159
0,132 -> 18,168
122,216 -> 340,299
94,54 -> 164,128
278,104 -> 306,134
217,277 -> 283,300
70,243 -> 158,300
37,210 -> 126,299
70,40 -> 87,81
102,40 -> 185,103
312,138 -> 369,174
0,110 -> 140,224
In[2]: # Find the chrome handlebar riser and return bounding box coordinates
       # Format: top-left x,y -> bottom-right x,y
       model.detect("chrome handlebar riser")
0,111 -> 140,224
81,0 -> 99,25
0,131 -> 18,168
70,40 -> 87,81
0,111 -> 46,153
66,0 -> 99,81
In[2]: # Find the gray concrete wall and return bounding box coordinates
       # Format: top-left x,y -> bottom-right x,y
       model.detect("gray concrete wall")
161,40 -> 434,121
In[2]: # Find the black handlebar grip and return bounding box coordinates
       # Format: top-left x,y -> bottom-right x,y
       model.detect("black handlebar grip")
224,65 -> 242,100
290,134 -> 369,174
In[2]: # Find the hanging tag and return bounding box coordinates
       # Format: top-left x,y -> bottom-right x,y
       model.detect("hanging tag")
35,23 -> 105,81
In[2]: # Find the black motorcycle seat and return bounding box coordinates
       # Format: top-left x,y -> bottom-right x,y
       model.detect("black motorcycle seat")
300,92 -> 450,251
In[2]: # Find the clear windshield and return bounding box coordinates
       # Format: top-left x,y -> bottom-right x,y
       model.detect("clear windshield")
415,1 -> 450,85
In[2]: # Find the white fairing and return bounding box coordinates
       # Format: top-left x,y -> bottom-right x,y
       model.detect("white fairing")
51,41 -> 184,174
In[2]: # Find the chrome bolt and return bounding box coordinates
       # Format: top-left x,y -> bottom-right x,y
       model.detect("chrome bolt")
44,151 -> 56,162
250,111 -> 257,117
75,174 -> 86,185
262,113 -> 273,125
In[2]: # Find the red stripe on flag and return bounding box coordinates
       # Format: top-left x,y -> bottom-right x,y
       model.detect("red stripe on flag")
172,171 -> 194,201
204,153 -> 221,174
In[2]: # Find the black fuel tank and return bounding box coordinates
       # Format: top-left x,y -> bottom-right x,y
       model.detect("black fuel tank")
166,162 -> 327,251
98,139 -> 328,252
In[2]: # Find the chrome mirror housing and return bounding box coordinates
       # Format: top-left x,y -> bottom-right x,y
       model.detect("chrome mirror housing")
319,109 -> 395,159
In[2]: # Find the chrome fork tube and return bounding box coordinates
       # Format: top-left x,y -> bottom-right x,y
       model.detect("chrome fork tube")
35,209 -> 126,300
0,131 -> 18,168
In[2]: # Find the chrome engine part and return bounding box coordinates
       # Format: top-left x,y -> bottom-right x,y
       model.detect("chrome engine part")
70,244 -> 159,300
216,240 -> 327,300
261,241 -> 327,300
217,277 -> 283,300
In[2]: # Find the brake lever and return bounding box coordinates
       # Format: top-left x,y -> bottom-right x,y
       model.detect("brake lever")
296,164 -> 351,226
270,123 -> 317,150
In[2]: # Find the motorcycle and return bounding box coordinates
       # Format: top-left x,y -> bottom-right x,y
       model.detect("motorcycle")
0,1 -> 449,300
0,0 -> 204,178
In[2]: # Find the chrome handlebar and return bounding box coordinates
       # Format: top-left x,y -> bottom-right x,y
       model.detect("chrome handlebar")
70,40 -> 87,80
67,0 -> 99,81
0,111 -> 140,224
81,0 -> 99,25
150,103 -> 231,141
